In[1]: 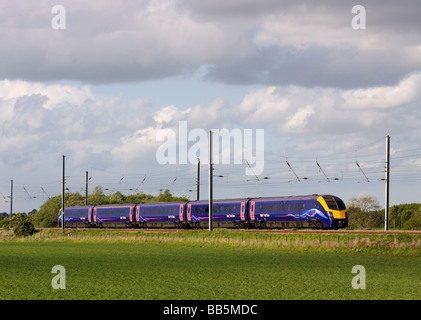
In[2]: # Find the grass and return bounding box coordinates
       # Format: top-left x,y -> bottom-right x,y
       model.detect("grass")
0,229 -> 420,300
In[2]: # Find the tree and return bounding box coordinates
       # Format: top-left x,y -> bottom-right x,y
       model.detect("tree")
109,191 -> 126,204
33,195 -> 62,228
12,213 -> 35,236
403,208 -> 421,230
347,194 -> 382,229
389,203 -> 421,229
89,186 -> 107,205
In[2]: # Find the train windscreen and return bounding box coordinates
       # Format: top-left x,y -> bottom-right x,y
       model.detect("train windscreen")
324,196 -> 346,211
334,198 -> 346,210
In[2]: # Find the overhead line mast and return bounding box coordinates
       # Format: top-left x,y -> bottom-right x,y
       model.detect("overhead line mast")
385,135 -> 390,231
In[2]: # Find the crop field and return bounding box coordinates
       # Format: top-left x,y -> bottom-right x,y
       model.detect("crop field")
0,229 -> 420,300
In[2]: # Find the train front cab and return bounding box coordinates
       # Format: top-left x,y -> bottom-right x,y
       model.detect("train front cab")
317,195 -> 348,229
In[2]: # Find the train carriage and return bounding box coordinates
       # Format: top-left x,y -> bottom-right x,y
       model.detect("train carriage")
58,206 -> 94,228
249,195 -> 347,229
136,202 -> 187,228
188,199 -> 247,229
93,204 -> 136,228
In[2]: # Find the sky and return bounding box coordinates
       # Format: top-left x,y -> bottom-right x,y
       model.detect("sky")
1,0 -> 421,213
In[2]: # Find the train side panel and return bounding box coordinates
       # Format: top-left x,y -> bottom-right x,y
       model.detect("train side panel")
93,205 -> 136,228
58,206 -> 94,228
136,202 -> 186,228
249,198 -> 311,229
188,200 -> 246,228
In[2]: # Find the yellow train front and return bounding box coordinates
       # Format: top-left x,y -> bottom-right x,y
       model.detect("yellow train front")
248,194 -> 348,229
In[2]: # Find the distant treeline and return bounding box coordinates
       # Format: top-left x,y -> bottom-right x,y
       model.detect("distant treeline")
347,195 -> 421,230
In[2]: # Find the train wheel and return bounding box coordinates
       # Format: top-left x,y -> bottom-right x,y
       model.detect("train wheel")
311,221 -> 324,230
316,221 -> 324,229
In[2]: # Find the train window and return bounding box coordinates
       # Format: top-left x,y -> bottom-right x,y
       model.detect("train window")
286,204 -> 291,211
325,199 -> 338,210
292,204 -> 298,211
299,203 -> 305,210
335,199 -> 346,210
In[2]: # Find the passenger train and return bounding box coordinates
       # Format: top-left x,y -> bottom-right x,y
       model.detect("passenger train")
58,194 -> 348,229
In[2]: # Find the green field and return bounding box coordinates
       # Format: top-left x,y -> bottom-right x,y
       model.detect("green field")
0,229 -> 420,300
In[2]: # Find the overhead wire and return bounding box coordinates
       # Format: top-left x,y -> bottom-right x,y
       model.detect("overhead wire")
2,139 -> 421,212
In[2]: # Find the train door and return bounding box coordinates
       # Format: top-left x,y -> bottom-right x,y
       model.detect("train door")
240,201 -> 246,221
250,201 -> 255,220
179,204 -> 184,221
129,206 -> 133,222
187,203 -> 192,221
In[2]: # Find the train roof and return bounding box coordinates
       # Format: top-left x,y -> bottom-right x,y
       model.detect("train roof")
61,195 -> 344,210
187,194 -> 340,203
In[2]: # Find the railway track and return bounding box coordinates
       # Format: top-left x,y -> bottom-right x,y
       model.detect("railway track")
39,228 -> 421,235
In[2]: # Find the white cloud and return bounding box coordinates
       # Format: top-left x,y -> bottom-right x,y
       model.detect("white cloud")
229,71 -> 421,148
112,126 -> 162,162
0,80 -> 94,110
0,80 -> 154,167
342,72 -> 421,110
236,87 -> 290,123
0,0 -> 251,83
284,105 -> 315,133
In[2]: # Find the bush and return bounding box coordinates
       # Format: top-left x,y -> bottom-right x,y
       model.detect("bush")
403,209 -> 421,230
0,218 -> 10,230
12,213 -> 36,236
